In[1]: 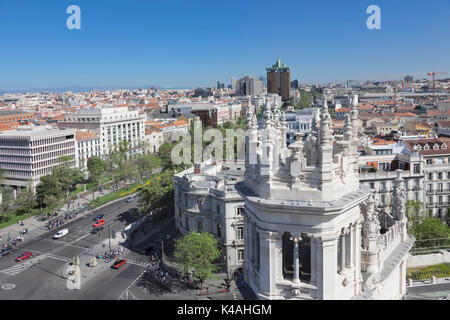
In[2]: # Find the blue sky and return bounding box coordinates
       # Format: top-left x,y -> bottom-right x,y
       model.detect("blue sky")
0,0 -> 449,91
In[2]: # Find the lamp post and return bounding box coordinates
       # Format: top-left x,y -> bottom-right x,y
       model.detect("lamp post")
108,224 -> 112,260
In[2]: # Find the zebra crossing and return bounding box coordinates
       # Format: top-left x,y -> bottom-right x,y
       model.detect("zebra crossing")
0,255 -> 46,276
126,259 -> 150,268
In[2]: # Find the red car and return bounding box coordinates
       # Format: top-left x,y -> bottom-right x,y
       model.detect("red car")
112,259 -> 127,269
16,251 -> 32,262
93,219 -> 105,228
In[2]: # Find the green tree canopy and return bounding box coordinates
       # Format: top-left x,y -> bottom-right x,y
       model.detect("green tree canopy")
134,153 -> 162,180
410,218 -> 450,248
87,156 -> 106,182
174,231 -> 222,288
138,170 -> 174,216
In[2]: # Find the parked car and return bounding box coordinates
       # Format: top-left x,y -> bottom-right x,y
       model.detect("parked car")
93,219 -> 105,228
126,194 -> 138,202
112,259 -> 127,269
0,247 -> 13,257
93,213 -> 104,221
16,251 -> 32,262
53,228 -> 69,239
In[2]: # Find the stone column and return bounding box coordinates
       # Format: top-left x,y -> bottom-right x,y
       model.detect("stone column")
339,231 -> 346,274
348,226 -> 354,269
258,230 -> 279,298
310,235 -> 317,286
317,236 -> 337,299
290,234 -> 302,283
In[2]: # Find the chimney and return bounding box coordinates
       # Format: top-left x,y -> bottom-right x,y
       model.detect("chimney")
194,164 -> 201,174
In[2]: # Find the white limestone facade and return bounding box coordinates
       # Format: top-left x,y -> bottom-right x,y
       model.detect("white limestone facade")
61,106 -> 146,158
173,160 -> 246,273
236,97 -> 414,300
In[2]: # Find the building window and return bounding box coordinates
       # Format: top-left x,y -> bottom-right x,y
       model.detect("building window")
438,172 -> 443,180
428,197 -> 433,204
217,205 -> 220,214
413,164 -> 420,174
428,173 -> 433,180
237,226 -> 244,240
185,217 -> 189,229
237,207 -> 244,215
238,249 -> 244,262
415,192 -> 419,201
381,195 -> 386,205
439,183 -> 443,192
197,221 -> 203,233
439,196 -> 443,205
370,183 -> 375,189
381,182 -> 386,191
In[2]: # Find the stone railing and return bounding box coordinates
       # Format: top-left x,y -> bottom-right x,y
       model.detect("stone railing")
378,220 -> 403,263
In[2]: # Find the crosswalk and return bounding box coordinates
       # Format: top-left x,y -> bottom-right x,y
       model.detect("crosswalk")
126,259 -> 150,268
0,255 -> 46,276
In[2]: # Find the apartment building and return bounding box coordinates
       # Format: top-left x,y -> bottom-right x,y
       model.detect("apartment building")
59,106 -> 146,157
359,136 -> 450,224
76,130 -> 101,170
0,127 -> 77,189
173,160 -> 246,273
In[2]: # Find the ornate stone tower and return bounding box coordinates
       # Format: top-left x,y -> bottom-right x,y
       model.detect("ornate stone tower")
236,97 -> 413,300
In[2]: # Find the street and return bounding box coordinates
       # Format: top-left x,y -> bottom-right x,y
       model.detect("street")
0,197 -> 152,300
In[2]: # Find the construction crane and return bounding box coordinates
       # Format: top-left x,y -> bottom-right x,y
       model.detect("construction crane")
427,71 -> 448,89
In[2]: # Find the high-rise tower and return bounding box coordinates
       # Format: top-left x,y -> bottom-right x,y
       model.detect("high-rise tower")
266,57 -> 291,101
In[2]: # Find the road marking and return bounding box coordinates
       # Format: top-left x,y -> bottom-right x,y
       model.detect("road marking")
0,255 -> 46,276
73,233 -> 91,243
126,260 -> 150,267
118,288 -> 138,300
1,283 -> 15,290
41,238 -> 89,251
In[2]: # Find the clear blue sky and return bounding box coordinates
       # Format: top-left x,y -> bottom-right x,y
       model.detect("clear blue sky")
0,0 -> 449,91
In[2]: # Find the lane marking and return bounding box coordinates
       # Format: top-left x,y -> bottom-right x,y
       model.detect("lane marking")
0,255 -> 46,276
73,233 -> 91,243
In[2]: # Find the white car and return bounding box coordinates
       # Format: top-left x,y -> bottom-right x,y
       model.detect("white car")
126,194 -> 138,202
53,228 -> 69,239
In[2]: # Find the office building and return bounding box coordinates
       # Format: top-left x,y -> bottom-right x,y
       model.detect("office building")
266,57 -> 291,101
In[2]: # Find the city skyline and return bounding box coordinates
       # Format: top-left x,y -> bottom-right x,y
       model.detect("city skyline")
0,0 -> 449,91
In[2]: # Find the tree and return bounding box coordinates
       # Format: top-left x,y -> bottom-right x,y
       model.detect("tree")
0,186 -> 15,222
406,200 -> 424,229
107,142 -> 129,190
138,170 -> 174,217
134,154 -> 162,181
15,181 -> 36,215
158,143 -> 175,169
174,231 -> 222,289
410,218 -> 450,248
52,166 -> 84,196
36,174 -> 62,209
87,156 -> 106,196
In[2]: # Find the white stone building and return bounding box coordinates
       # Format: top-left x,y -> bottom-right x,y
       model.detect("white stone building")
235,99 -> 414,300
75,130 -> 101,170
0,127 -> 77,189
59,106 -> 146,158
173,160 -> 246,273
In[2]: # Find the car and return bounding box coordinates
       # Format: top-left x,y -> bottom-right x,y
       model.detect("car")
112,259 -> 127,269
126,194 -> 137,202
16,251 -> 32,262
0,247 -> 13,257
93,219 -> 105,228
93,213 -> 104,221
53,228 -> 69,239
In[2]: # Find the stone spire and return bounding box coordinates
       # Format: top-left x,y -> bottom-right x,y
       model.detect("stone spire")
392,169 -> 406,221
320,99 -> 332,147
